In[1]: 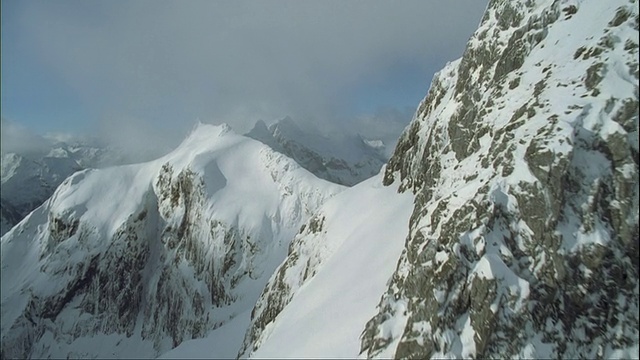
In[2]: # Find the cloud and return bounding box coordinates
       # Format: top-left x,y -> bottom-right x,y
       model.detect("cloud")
0,117 -> 52,155
346,107 -> 416,157
1,115 -> 182,168
3,1 -> 488,137
95,115 -> 185,164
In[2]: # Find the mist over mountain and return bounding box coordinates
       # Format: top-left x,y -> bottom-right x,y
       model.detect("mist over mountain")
1,0 -> 638,359
0,118 -> 179,236
246,117 -> 389,186
0,115 -> 396,235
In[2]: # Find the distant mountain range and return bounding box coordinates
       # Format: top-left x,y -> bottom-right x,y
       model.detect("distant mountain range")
246,117 -> 388,186
1,142 -> 110,236
1,117 -> 391,235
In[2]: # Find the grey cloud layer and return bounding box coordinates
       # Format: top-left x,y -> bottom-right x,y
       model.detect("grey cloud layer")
12,1 -> 487,133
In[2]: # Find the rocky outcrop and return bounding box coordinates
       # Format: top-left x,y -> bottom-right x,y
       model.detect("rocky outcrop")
362,0 -> 639,358
0,125 -> 343,359
238,213 -> 328,357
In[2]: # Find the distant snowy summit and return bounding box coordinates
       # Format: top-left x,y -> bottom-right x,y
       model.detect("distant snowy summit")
0,140 -> 111,236
0,136 -> 160,236
246,117 -> 388,186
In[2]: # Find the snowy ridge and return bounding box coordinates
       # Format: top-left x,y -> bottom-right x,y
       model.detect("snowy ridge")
238,170 -> 414,358
0,123 -> 344,359
1,138 -> 133,236
1,153 -> 82,235
361,0 -> 639,358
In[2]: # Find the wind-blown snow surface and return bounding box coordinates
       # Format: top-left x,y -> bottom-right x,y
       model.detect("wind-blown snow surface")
0,123 -> 343,359
238,171 -> 413,358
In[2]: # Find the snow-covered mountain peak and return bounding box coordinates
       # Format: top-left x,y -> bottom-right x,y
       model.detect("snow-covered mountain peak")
180,122 -> 236,147
1,126 -> 344,358
2,0 -> 637,358
361,137 -> 386,150
248,119 -> 271,137
0,153 -> 22,183
157,123 -> 240,170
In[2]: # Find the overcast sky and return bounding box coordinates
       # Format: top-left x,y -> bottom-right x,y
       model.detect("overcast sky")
1,0 -> 488,147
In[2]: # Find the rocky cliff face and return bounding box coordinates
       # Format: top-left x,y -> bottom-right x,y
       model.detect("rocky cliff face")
360,0 -> 638,358
0,124 -> 343,359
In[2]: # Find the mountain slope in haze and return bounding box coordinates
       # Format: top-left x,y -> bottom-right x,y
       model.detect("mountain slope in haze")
2,115 -> 388,237
0,123 -> 344,359
246,117 -> 388,186
358,0 -> 639,358
0,138 -> 141,236
1,152 -> 83,236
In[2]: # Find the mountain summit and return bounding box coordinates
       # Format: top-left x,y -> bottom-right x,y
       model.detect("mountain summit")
0,124 -> 343,358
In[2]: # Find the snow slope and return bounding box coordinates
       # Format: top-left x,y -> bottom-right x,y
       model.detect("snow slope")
0,123 -> 344,359
239,170 -> 413,358
0,138 -> 131,236
1,132 -> 173,236
157,310 -> 251,359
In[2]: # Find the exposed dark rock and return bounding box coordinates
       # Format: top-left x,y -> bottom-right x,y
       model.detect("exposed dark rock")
362,0 -> 639,358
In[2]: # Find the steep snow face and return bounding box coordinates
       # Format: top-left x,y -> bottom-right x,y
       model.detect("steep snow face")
361,0 -> 639,358
238,170 -> 414,358
246,117 -> 388,186
0,124 -> 344,359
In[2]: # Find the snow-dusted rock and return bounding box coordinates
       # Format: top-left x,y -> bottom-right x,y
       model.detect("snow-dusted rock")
361,0 -> 639,358
2,0 -> 638,357
0,124 -> 343,359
